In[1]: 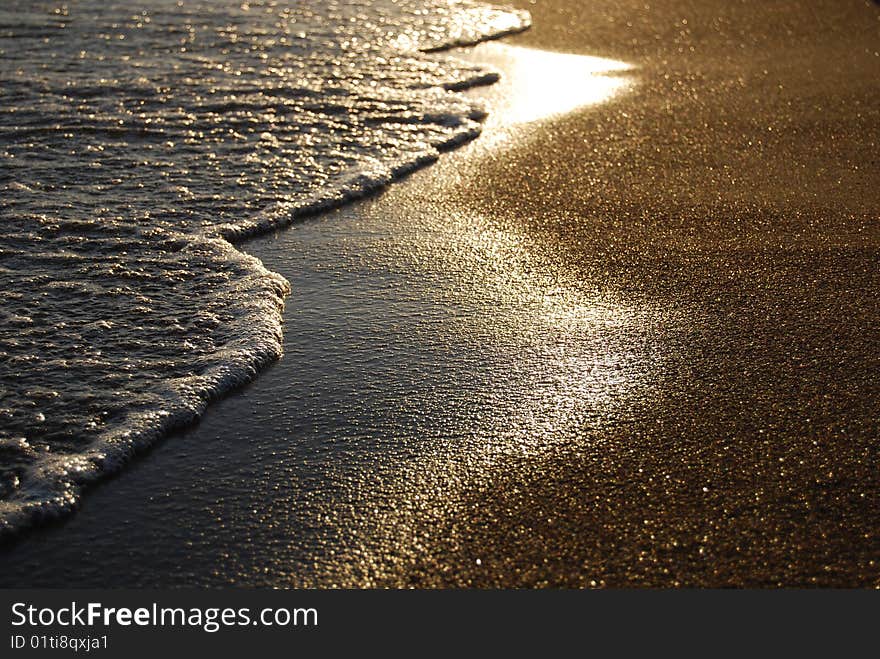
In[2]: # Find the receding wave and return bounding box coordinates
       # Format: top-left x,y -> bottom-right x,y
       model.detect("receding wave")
0,0 -> 529,536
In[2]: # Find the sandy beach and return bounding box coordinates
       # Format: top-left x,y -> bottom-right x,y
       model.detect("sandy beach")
1,0 -> 878,587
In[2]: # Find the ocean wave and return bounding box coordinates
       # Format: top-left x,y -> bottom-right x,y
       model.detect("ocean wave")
0,0 -> 529,537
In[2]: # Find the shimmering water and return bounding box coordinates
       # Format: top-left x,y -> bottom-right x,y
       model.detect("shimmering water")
0,0 -> 529,534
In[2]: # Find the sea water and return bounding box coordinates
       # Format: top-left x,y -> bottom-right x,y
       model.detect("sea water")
0,0 -> 529,534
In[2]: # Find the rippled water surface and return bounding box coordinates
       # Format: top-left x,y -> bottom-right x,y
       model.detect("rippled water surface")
0,0 -> 529,533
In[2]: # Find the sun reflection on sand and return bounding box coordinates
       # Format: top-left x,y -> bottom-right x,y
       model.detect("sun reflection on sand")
320,194 -> 673,585
253,46 -> 647,587
314,48 -> 649,583
453,42 -> 634,128
401,209 -> 663,460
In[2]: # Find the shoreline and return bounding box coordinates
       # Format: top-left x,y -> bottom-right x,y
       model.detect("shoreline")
0,37 -> 565,586
0,11 -> 530,540
2,0 -> 878,587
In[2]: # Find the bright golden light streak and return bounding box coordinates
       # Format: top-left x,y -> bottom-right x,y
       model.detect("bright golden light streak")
460,43 -> 634,127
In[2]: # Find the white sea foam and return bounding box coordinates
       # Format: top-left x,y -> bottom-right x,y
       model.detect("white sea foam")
0,0 -> 529,535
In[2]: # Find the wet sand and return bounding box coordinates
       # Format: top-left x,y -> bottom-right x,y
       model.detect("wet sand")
1,0 -> 878,587
410,0 -> 880,586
